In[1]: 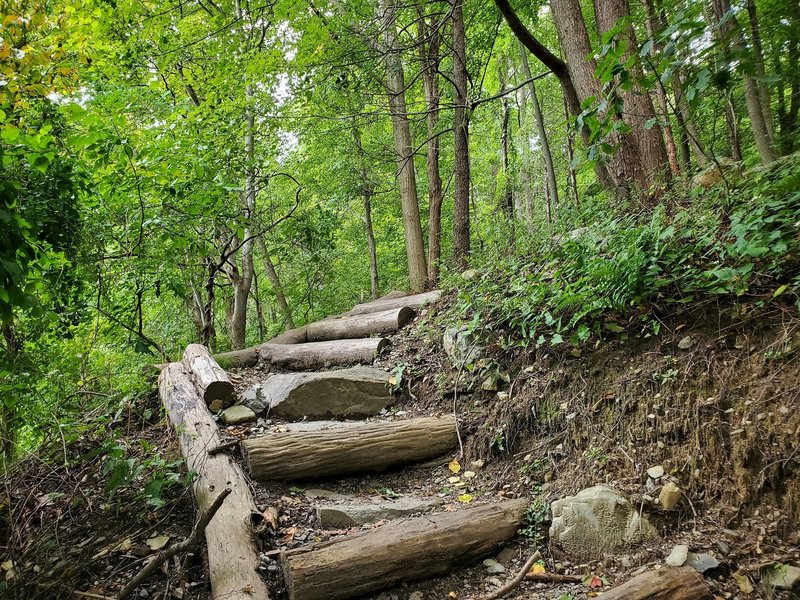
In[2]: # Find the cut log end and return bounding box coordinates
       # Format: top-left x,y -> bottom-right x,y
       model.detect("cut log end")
183,344 -> 236,410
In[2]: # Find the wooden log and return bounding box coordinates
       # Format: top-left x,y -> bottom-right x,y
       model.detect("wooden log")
305,307 -> 415,342
600,566 -> 713,600
243,415 -> 458,481
282,499 -> 528,600
259,337 -> 388,370
182,344 -> 235,412
347,289 -> 442,316
213,347 -> 261,369
159,363 -> 269,600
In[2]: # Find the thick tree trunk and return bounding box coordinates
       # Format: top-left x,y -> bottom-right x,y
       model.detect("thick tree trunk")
519,40 -> 559,214
256,235 -> 294,331
260,338 -> 389,370
418,12 -> 444,285
776,3 -> 799,155
182,344 -> 235,412
711,0 -> 776,164
745,0 -> 774,146
159,363 -> 269,600
379,0 -> 427,292
282,499 -> 528,600
600,566 -> 713,600
347,289 -> 441,316
451,0 -> 471,270
243,415 -> 458,481
305,307 -> 415,342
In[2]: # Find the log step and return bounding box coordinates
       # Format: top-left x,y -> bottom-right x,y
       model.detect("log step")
239,366 -> 394,419
283,498 -> 528,600
347,289 -> 442,316
242,415 -> 458,481
260,337 -> 388,370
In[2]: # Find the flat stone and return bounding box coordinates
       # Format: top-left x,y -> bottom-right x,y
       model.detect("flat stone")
443,327 -> 483,366
761,563 -> 800,589
685,552 -> 719,573
483,559 -> 505,574
496,546 -> 518,565
304,489 -> 352,502
220,405 -> 256,424
647,465 -> 665,479
659,482 -> 682,510
238,385 -> 269,413
678,336 -> 695,350
316,497 -> 443,528
549,485 -> 657,560
243,367 -> 394,420
666,545 -> 689,567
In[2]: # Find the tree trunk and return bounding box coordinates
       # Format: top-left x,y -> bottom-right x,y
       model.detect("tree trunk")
282,499 -> 528,600
304,306 -> 415,342
711,0 -> 776,164
182,343 -> 235,412
256,235 -> 294,331
593,0 -> 671,190
159,363 -> 269,600
347,289 -> 441,316
600,566 -> 713,600
775,1 -> 799,155
451,0 -> 471,270
352,125 -> 379,300
379,0 -> 427,292
519,40 -> 559,214
243,415 -> 457,481
260,338 -> 389,370
418,11 -> 444,285
745,0 -> 775,146
500,93 -> 514,219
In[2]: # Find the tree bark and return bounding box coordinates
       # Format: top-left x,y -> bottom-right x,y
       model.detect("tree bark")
711,0 -> 776,164
347,289 -> 441,316
182,344 -> 235,412
260,338 -> 389,370
352,125 -> 379,300
600,566 -> 713,600
519,40 -> 559,214
243,415 -> 457,481
282,499 -> 528,600
745,0 -> 775,146
305,307 -> 415,342
256,235 -> 294,331
379,0 -> 428,292
158,363 -> 269,600
451,0 -> 471,270
500,91 -> 514,219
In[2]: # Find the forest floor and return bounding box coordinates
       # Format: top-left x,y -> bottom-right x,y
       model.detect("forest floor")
3,294 -> 800,599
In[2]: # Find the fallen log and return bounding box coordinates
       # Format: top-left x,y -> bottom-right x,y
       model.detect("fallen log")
282,499 -> 528,600
347,289 -> 442,316
305,307 -> 415,342
159,363 -> 269,600
213,347 -> 261,370
182,344 -> 235,412
259,337 -> 388,370
243,415 -> 458,481
599,566 -> 713,600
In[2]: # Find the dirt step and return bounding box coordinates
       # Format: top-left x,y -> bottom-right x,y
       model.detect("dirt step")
242,415 -> 457,481
239,367 -> 394,419
282,498 -> 528,600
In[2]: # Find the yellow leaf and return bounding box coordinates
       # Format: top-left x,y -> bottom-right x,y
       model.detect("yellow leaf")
448,459 -> 461,473
457,493 -> 473,503
448,476 -> 461,484
530,563 -> 546,574
448,593 -> 457,598
388,375 -> 397,386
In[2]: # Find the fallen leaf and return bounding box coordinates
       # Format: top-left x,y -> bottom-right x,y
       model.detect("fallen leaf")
281,527 -> 298,543
457,493 -> 473,503
733,572 -> 754,593
448,592 -> 457,598
530,562 -> 546,575
146,535 -> 170,551
583,574 -> 605,589
463,471 -> 476,479
448,476 -> 461,484
448,459 -> 461,474
262,506 -> 279,530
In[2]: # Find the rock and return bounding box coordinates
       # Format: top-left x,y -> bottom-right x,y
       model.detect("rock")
646,465 -> 665,479
685,552 -> 719,573
487,577 -> 503,587
496,546 -> 518,565
659,482 -> 682,510
242,367 -> 394,420
620,556 -> 632,569
760,563 -> 800,589
461,269 -> 480,281
716,540 -> 730,555
408,592 -> 424,600
483,559 -> 505,574
666,545 -> 689,566
304,489 -> 351,501
677,336 -> 695,350
316,497 -> 443,528
549,485 -> 657,560
220,405 -> 255,424
443,327 -> 483,366
481,375 -> 501,391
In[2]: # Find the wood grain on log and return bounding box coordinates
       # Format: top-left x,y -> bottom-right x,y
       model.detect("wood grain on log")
243,415 -> 457,481
283,499 -> 528,600
347,290 -> 442,316
159,363 -> 268,600
260,337 -> 388,370
305,307 -> 415,342
600,566 -> 713,600
182,344 -> 235,412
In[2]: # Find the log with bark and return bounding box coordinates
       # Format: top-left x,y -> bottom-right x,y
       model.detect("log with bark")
599,566 -> 713,600
259,337 -> 388,370
347,290 -> 441,316
158,363 -> 269,600
282,499 -> 528,600
182,344 -> 235,412
305,307 -> 414,342
243,415 -> 458,481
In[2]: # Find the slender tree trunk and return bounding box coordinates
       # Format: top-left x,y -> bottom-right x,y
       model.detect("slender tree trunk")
518,40 -> 559,215
418,13 -> 444,285
379,0 -> 427,292
745,0 -> 774,146
672,73 -> 709,167
202,256 -> 217,351
256,235 -> 295,331
775,1 -> 799,155
451,0 -> 470,269
726,97 -> 743,161
711,0 -> 776,164
351,125 -> 380,300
